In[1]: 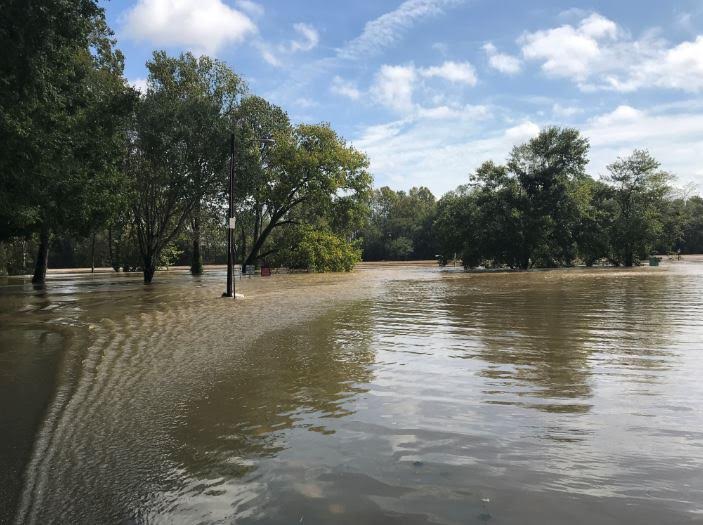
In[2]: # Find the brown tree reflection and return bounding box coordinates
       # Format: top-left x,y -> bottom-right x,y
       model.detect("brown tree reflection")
445,270 -> 674,413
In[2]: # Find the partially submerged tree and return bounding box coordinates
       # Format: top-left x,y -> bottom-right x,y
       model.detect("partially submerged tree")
0,0 -> 133,283
127,51 -> 244,283
603,149 -> 672,266
240,123 -> 371,268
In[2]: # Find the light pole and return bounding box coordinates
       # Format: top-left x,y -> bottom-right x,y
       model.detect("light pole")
223,130 -> 274,299
224,132 -> 236,298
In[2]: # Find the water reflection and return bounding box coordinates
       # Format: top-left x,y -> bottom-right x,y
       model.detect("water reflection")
442,271 -> 675,413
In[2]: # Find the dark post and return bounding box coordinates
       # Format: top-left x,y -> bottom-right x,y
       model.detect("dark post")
224,132 -> 235,298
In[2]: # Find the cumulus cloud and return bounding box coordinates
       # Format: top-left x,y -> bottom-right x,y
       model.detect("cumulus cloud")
289,23 -> 319,52
371,65 -> 417,112
121,0 -> 256,55
483,42 -> 522,75
520,12 -> 703,92
338,0 -> 463,59
421,61 -> 477,85
331,76 -> 361,100
354,113 -> 532,194
584,104 -> 703,180
370,61 -> 478,114
504,121 -> 540,141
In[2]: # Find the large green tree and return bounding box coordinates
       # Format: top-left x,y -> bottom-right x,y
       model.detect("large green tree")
0,0 -> 133,282
603,150 -> 672,266
362,186 -> 437,260
507,127 -> 590,268
240,123 -> 371,268
127,51 -> 244,283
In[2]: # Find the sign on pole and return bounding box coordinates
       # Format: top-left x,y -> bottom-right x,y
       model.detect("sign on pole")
228,217 -> 236,229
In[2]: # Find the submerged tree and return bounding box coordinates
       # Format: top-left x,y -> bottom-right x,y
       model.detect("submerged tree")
507,126 -> 590,268
603,150 -> 672,266
0,0 -> 134,283
127,51 -> 244,283
240,123 -> 371,268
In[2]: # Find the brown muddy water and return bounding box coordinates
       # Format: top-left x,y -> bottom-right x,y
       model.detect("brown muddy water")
1,263 -> 703,524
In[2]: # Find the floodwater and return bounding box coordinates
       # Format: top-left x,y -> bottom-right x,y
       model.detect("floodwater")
1,263 -> 703,524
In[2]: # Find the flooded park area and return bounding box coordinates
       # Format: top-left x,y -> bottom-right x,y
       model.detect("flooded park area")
1,262 -> 703,524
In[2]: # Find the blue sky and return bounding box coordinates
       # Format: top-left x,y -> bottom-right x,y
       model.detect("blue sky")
104,0 -> 703,196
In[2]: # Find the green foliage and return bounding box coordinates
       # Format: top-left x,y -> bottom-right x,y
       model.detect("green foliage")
434,131 -> 683,270
603,150 -> 673,266
240,122 -> 372,267
127,51 -> 245,282
280,227 -> 361,272
362,186 -> 437,260
0,0 -> 134,280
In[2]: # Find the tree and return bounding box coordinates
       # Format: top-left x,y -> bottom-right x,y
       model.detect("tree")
603,150 -> 673,266
240,123 -> 371,268
127,51 -> 244,283
0,0 -> 134,283
361,186 -> 437,260
231,96 -> 292,265
575,178 -> 616,266
276,226 -> 361,272
681,196 -> 703,254
507,127 -> 590,268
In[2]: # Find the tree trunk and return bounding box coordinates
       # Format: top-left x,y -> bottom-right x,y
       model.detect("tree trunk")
108,227 -> 117,271
32,224 -> 50,284
252,200 -> 261,263
240,225 -> 247,266
624,245 -> 634,267
243,215 -> 279,268
90,232 -> 96,273
190,213 -> 203,275
143,254 -> 156,284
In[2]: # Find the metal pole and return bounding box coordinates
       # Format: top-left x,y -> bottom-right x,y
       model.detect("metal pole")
224,132 -> 235,298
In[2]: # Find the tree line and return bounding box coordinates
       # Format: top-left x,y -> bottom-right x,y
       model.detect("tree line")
1,1 -> 370,284
363,127 -> 703,268
2,2 -> 702,283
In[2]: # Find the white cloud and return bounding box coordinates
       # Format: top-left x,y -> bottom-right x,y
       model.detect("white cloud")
255,43 -> 281,67
289,23 -> 319,52
338,0 -> 462,59
354,113 -> 532,195
129,78 -> 148,93
369,61 -> 478,115
371,65 -> 417,112
520,12 -> 703,93
331,76 -> 361,100
552,103 -> 583,117
121,0 -> 256,55
421,61 -> 477,85
588,105 -> 643,127
234,0 -> 264,17
504,121 -> 540,141
584,104 -> 703,181
417,104 -> 490,120
483,42 -> 522,75
520,15 -> 611,79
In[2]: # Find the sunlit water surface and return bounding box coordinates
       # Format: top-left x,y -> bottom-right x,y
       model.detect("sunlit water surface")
1,263 -> 703,524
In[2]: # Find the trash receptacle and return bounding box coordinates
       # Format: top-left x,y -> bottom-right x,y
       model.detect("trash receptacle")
649,256 -> 660,267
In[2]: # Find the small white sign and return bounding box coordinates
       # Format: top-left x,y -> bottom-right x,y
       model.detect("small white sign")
228,217 -> 236,229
